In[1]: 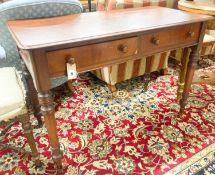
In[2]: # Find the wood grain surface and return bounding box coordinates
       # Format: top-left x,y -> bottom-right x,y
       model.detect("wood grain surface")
7,6 -> 213,50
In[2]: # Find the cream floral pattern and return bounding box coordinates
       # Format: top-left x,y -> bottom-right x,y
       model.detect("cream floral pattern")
148,136 -> 169,156
0,152 -> 19,171
88,139 -> 112,159
178,122 -> 200,136
76,118 -> 94,130
114,155 -> 136,174
202,111 -> 215,123
161,125 -> 183,142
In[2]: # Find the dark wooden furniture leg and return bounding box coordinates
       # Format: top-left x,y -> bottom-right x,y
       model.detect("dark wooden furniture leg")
179,45 -> 198,114
38,91 -> 63,170
18,114 -> 42,167
21,60 -> 43,127
144,73 -> 150,90
160,68 -> 168,75
67,80 -> 76,94
179,21 -> 207,114
144,56 -> 153,90
108,84 -> 117,93
88,0 -> 91,12
177,48 -> 190,102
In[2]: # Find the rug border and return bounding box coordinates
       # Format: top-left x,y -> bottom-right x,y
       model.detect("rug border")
164,142 -> 215,175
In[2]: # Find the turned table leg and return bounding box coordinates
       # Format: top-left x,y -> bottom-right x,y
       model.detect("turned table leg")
179,45 -> 198,114
177,48 -> 191,102
21,60 -> 43,127
18,114 -> 42,167
38,91 -> 63,169
67,80 -> 76,94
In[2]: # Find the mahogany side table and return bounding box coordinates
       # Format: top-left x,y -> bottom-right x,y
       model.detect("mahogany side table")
7,7 -> 212,170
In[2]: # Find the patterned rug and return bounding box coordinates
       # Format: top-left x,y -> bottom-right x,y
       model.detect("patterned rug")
0,67 -> 215,175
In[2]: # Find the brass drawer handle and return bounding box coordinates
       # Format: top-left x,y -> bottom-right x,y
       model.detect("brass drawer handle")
151,37 -> 160,45
118,44 -> 128,53
187,31 -> 195,38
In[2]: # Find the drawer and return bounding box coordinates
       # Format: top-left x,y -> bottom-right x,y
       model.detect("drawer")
47,37 -> 138,77
140,23 -> 201,55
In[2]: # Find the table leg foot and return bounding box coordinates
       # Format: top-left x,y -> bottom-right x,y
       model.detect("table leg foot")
179,94 -> 188,115
56,160 -> 64,172
108,84 -> 117,93
19,114 -> 42,167
144,73 -> 150,91
179,46 -> 198,115
38,91 -> 63,169
68,80 -> 76,94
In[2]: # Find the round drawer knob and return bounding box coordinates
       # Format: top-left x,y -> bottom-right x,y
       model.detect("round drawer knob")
118,44 -> 128,53
188,31 -> 195,38
66,56 -> 75,64
151,37 -> 160,45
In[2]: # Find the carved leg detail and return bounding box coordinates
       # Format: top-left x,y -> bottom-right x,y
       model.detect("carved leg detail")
21,60 -> 43,127
177,48 -> 191,102
38,92 -> 63,170
19,114 -> 42,167
179,46 -> 198,115
67,80 -> 76,94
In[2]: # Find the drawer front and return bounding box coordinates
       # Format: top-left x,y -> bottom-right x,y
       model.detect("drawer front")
47,37 -> 138,77
140,23 -> 201,55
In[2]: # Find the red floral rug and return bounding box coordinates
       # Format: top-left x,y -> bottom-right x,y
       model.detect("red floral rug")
0,67 -> 215,175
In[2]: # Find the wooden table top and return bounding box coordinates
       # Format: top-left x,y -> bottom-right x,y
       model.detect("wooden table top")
7,6 -> 212,50
178,0 -> 215,15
